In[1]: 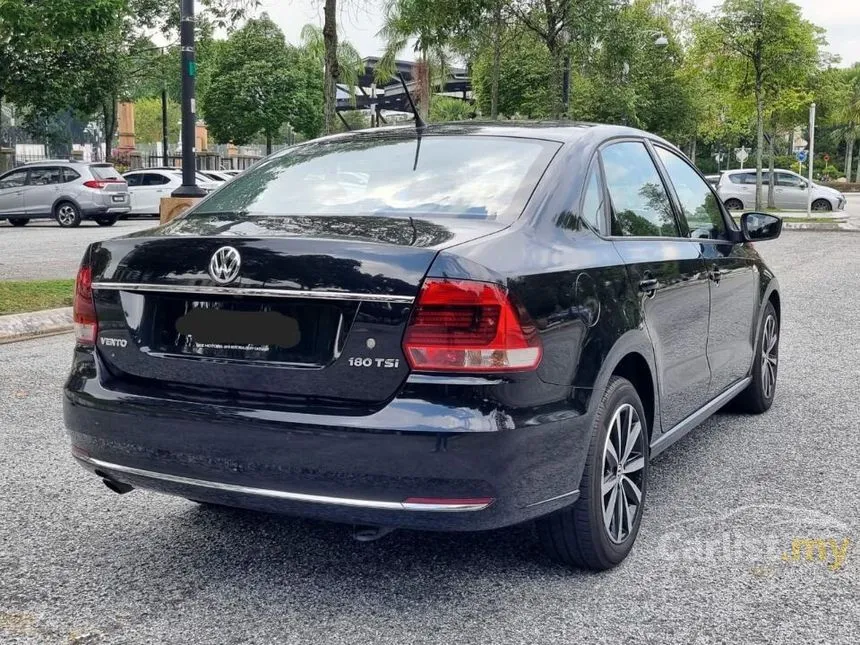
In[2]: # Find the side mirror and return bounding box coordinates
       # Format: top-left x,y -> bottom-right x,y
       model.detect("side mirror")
741,212 -> 782,242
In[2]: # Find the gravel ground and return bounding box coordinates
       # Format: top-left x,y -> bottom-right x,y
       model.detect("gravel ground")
0,219 -> 156,281
1,232 -> 858,644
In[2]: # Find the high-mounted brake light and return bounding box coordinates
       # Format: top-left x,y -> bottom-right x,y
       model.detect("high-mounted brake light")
73,265 -> 97,345
402,278 -> 542,373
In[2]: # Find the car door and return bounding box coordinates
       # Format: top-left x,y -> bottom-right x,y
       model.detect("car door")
140,172 -> 173,213
653,145 -> 757,397
0,169 -> 29,216
774,171 -> 807,209
601,139 -> 712,431
24,166 -> 62,216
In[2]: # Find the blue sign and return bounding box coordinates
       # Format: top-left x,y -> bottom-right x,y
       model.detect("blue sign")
796,150 -> 808,163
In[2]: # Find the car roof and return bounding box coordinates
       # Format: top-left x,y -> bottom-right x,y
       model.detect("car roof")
284,121 -> 681,162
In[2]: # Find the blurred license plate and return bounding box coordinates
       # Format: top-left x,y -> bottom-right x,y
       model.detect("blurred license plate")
112,195 -> 126,202
176,308 -> 300,349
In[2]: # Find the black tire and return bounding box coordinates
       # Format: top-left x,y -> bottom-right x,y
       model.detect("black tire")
536,376 -> 649,570
8,218 -> 29,227
54,201 -> 82,228
724,198 -> 744,211
811,198 -> 832,212
95,215 -> 117,227
733,301 -> 779,413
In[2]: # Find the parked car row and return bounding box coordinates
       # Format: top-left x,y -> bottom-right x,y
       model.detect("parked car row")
0,162 -> 248,227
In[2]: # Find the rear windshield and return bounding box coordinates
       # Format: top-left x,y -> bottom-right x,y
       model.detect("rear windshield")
89,164 -> 122,180
192,135 -> 560,223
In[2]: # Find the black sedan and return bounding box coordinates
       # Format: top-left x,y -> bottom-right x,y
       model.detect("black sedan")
64,123 -> 782,570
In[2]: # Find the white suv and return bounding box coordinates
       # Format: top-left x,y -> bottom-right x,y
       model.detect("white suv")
123,168 -> 221,216
717,169 -> 846,212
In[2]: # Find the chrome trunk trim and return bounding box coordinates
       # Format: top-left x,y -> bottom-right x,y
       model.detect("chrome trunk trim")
91,282 -> 415,304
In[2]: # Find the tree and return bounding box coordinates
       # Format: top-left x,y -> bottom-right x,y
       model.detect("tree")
472,23 -> 554,118
202,16 -> 323,150
135,97 -> 181,144
323,0 -> 339,135
300,24 -> 364,109
377,0 -> 489,118
705,0 -> 823,208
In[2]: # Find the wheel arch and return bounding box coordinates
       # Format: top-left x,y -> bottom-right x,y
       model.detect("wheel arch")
52,195 -> 83,214
588,330 -> 661,440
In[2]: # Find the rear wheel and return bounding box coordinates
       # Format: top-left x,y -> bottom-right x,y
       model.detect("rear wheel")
734,301 -> 779,413
536,376 -> 648,570
724,198 -> 744,211
811,198 -> 832,212
8,218 -> 29,227
55,202 -> 82,228
95,215 -> 117,227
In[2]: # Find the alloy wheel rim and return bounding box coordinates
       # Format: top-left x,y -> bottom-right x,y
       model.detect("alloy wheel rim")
58,206 -> 76,225
601,403 -> 645,544
812,201 -> 828,212
761,314 -> 778,399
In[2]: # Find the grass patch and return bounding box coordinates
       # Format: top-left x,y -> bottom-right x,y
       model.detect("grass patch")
0,279 -> 75,315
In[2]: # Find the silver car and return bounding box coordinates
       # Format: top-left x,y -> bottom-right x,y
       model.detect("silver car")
0,161 -> 131,228
717,168 -> 846,212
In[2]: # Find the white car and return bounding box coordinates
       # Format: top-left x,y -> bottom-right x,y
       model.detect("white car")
123,168 -> 221,216
717,168 -> 846,212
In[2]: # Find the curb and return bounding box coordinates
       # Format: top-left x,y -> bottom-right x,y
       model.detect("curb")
0,307 -> 73,344
782,222 -> 860,233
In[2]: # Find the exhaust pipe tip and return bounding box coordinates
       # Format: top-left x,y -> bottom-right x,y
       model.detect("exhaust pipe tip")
351,525 -> 396,542
101,477 -> 134,495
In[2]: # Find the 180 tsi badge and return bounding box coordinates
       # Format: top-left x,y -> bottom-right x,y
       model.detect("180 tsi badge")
100,337 -> 128,348
347,357 -> 400,368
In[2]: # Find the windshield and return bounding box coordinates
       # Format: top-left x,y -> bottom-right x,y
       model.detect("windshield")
192,135 -> 559,223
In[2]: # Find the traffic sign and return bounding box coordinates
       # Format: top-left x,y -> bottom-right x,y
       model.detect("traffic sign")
796,150 -> 808,163
734,147 -> 749,169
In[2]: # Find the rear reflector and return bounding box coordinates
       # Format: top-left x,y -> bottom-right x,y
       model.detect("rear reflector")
73,265 -> 97,345
402,497 -> 494,511
402,278 -> 542,372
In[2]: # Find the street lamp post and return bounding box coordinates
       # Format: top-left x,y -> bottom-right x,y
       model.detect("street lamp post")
172,0 -> 205,198
621,31 -> 668,125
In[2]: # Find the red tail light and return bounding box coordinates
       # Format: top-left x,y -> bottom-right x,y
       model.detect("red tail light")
73,265 -> 97,345
83,179 -> 122,189
402,278 -> 542,372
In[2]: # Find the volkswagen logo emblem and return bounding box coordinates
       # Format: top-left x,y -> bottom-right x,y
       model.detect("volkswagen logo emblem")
208,246 -> 241,284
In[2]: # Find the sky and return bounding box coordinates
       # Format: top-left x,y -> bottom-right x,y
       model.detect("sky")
259,0 -> 860,67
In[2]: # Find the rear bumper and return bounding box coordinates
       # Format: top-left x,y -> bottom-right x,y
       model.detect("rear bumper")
82,205 -> 131,218
63,355 -> 593,531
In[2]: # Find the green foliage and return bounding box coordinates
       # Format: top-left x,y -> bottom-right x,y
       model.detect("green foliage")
202,16 -> 323,144
134,97 -> 181,144
429,96 -> 474,122
472,25 -> 553,118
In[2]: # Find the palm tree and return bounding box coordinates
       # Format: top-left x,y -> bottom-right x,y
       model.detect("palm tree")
300,23 -> 364,126
375,1 -> 453,120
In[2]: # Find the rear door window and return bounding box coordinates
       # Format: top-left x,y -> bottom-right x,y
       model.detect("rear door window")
28,167 -> 62,185
601,141 -> 679,237
193,135 -> 560,223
